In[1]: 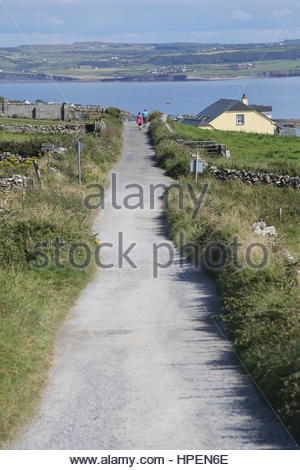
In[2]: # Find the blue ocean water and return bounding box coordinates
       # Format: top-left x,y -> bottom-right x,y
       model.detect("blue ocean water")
0,76 -> 300,118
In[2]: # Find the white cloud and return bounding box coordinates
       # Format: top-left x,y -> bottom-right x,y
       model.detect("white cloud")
232,9 -> 252,21
272,8 -> 292,18
46,17 -> 66,25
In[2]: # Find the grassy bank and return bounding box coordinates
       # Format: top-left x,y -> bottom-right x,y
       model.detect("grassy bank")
0,111 -> 123,445
149,115 -> 300,442
172,121 -> 300,176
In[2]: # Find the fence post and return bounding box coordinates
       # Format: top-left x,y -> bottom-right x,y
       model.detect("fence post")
33,159 -> 43,189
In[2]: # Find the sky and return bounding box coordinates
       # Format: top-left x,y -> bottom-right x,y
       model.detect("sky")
0,0 -> 300,46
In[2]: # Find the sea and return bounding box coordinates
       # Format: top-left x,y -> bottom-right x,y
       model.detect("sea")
0,76 -> 300,119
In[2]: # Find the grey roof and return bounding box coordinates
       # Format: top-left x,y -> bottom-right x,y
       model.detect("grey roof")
194,98 -> 272,123
249,104 -> 272,112
194,99 -> 249,122
181,118 -> 211,127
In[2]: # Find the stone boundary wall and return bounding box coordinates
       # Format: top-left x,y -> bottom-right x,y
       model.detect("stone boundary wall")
0,100 -> 105,121
0,123 -> 87,135
0,175 -> 28,192
206,164 -> 300,189
65,105 -> 105,121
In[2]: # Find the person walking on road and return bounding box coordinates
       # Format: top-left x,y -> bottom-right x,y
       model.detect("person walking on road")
136,112 -> 143,130
142,109 -> 149,126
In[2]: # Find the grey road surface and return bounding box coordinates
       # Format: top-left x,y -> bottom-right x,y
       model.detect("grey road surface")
14,122 -> 296,450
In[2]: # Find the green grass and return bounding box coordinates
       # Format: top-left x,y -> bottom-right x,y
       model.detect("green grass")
0,266 -> 93,444
188,60 -> 300,79
0,118 -> 80,126
0,131 -> 41,143
0,113 -> 123,446
0,130 -> 75,144
172,121 -> 300,175
0,131 -> 76,170
151,117 -> 300,256
150,116 -> 300,443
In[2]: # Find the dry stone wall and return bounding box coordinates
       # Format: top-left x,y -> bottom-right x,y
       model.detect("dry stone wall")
0,100 -> 105,121
206,164 -> 300,189
0,175 -> 28,191
0,122 -> 87,135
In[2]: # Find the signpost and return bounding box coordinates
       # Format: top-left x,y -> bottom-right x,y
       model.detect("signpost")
73,141 -> 84,183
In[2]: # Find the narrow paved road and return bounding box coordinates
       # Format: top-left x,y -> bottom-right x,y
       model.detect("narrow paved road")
15,122 -> 295,449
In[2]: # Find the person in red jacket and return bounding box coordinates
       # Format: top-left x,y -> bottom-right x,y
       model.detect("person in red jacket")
136,112 -> 143,130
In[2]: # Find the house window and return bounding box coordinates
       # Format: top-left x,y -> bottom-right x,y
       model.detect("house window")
236,114 -> 245,125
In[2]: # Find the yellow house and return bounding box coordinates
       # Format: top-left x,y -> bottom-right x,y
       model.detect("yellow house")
182,95 -> 276,135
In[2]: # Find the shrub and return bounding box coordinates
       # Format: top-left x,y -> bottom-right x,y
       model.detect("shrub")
0,138 -> 42,157
149,117 -> 172,145
0,134 -> 74,158
148,110 -> 163,121
150,119 -> 191,178
105,107 -> 122,119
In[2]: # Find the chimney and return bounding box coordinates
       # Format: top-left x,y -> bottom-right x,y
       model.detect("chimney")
242,94 -> 248,105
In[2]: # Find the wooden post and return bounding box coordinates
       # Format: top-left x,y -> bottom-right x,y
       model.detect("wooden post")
195,148 -> 199,182
77,144 -> 81,184
33,160 -> 43,189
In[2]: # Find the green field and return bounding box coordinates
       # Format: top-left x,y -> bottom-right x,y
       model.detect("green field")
1,40 -> 300,81
172,122 -> 300,175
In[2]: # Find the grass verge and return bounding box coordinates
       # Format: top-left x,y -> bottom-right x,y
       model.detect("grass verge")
0,112 -> 123,446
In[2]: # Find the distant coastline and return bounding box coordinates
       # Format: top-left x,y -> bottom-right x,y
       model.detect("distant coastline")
1,40 -> 300,85
1,74 -> 300,84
